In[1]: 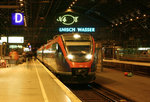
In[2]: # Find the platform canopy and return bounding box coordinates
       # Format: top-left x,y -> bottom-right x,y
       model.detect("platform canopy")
0,0 -> 150,48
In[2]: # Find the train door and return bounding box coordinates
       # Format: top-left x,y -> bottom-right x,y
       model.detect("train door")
55,44 -> 70,72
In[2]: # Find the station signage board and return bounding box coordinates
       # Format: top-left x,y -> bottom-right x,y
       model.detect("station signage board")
12,13 -> 24,25
1,37 -> 7,43
56,13 -> 96,33
9,45 -> 23,49
59,27 -> 95,33
8,37 -> 24,43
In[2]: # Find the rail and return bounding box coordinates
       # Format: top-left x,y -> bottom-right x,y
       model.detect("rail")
68,83 -> 134,102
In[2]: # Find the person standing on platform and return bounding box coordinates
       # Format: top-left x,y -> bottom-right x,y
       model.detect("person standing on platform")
9,49 -> 19,64
33,51 -> 37,61
26,51 -> 33,61
22,52 -> 26,62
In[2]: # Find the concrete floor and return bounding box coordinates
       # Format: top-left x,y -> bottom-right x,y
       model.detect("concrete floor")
2,59 -> 149,102
0,60 -> 81,102
95,68 -> 150,102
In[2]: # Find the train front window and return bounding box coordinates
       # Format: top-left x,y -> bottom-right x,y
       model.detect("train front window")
66,42 -> 91,54
62,34 -> 93,62
68,45 -> 90,53
62,34 -> 91,41
66,43 -> 92,62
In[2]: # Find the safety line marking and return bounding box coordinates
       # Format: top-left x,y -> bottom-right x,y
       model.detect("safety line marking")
37,60 -> 81,102
34,61 -> 49,102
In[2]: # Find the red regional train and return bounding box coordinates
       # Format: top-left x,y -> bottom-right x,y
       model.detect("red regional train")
37,33 -> 96,84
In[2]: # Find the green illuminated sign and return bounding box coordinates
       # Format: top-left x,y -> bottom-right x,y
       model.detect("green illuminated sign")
57,14 -> 78,25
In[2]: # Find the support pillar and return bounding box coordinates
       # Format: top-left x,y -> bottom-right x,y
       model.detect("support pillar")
96,42 -> 103,72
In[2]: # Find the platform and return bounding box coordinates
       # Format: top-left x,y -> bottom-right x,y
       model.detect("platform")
0,60 -> 81,102
104,59 -> 150,67
95,68 -> 150,102
103,59 -> 150,76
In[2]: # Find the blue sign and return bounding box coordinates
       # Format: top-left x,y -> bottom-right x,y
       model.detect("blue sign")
59,27 -> 95,33
12,13 -> 24,25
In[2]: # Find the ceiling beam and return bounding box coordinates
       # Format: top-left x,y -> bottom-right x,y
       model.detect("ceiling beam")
32,1 -> 50,4
0,5 -> 19,9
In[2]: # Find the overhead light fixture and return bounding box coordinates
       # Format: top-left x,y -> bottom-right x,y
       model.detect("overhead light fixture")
20,3 -> 24,6
130,18 -> 133,21
143,14 -> 146,17
66,8 -> 72,12
136,17 -> 139,19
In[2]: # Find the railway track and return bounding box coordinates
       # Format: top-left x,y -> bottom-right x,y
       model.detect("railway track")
40,60 -> 134,101
68,83 -> 134,102
103,61 -> 150,77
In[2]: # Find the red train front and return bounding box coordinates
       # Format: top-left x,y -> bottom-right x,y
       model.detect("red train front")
37,33 -> 96,84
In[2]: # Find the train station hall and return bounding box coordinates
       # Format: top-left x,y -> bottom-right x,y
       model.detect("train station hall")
0,0 -> 150,102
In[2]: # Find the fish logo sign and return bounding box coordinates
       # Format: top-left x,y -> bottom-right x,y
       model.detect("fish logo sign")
57,14 -> 78,25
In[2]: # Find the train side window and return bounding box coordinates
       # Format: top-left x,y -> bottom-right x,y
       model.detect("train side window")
52,43 -> 56,51
54,43 -> 63,55
52,43 -> 59,53
58,45 -> 62,54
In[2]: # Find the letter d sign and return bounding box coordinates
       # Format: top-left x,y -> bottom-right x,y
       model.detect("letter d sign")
12,13 -> 24,25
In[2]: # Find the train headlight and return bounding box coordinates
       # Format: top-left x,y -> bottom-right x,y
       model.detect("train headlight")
67,54 -> 74,60
73,34 -> 81,39
85,54 -> 92,60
